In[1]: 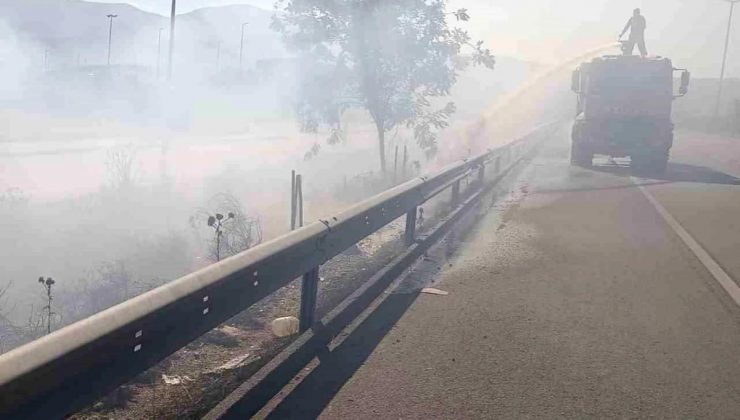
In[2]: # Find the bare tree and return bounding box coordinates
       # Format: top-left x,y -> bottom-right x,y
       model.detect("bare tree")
0,188 -> 29,210
57,261 -> 133,323
0,282 -> 15,353
0,281 -> 56,351
0,282 -> 11,313
22,304 -> 47,340
105,144 -> 137,191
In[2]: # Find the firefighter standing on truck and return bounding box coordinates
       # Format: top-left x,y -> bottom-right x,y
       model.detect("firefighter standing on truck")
620,8 -> 648,57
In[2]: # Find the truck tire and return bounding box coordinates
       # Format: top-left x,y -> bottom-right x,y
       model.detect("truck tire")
632,150 -> 669,175
570,140 -> 592,167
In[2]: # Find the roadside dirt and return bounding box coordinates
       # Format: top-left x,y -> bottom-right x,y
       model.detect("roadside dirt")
72,209 -> 438,419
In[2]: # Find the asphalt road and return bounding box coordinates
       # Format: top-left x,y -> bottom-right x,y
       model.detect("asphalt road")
265,129 -> 740,419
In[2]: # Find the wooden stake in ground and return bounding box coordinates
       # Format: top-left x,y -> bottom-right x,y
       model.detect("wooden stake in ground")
290,170 -> 296,231
402,145 -> 408,181
290,171 -> 305,230
296,174 -> 304,228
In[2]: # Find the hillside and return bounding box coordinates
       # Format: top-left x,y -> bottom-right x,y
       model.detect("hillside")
0,0 -> 284,70
88,0 -> 277,16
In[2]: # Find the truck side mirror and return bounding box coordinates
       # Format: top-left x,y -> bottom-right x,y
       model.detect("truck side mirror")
679,71 -> 690,96
571,69 -> 581,93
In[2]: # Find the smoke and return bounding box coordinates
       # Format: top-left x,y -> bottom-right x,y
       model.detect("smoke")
0,19 -> 38,103
0,0 -> 579,354
481,42 -> 620,120
441,42 -> 621,157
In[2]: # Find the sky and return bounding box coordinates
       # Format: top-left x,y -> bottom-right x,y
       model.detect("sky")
91,0 -> 739,77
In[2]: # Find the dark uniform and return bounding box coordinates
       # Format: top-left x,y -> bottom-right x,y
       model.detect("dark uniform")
621,11 -> 648,57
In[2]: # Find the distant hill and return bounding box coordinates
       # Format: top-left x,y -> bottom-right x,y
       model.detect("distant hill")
0,0 -> 163,57
86,0 -> 277,16
0,0 -> 549,124
175,4 -> 286,72
0,0 -> 285,71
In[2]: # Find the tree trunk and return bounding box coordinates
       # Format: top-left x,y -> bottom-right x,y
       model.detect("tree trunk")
375,121 -> 387,173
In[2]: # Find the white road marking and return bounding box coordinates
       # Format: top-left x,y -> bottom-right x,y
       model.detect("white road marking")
634,178 -> 740,307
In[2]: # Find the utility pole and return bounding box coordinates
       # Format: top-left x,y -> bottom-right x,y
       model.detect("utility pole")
106,14 -> 118,66
715,0 -> 740,119
239,22 -> 248,75
157,27 -> 164,80
168,0 -> 177,80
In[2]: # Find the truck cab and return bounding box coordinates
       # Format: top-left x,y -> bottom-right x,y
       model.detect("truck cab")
571,55 -> 690,173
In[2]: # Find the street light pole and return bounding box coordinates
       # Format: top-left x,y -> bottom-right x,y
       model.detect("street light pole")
106,14 -> 118,66
715,0 -> 740,119
157,27 -> 164,80
239,22 -> 248,74
168,0 -> 177,80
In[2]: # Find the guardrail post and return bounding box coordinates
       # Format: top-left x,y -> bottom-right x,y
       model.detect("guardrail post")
404,207 -> 417,246
478,164 -> 485,185
299,267 -> 320,332
451,180 -> 460,207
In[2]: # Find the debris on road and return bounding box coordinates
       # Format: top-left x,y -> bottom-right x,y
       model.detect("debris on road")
421,287 -> 449,296
218,325 -> 247,338
207,353 -> 260,375
271,316 -> 300,337
161,374 -> 194,386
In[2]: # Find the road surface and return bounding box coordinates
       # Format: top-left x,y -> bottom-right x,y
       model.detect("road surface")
262,128 -> 740,419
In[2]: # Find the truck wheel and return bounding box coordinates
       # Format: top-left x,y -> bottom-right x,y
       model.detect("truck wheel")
632,151 -> 668,175
570,141 -> 592,167
651,153 -> 669,174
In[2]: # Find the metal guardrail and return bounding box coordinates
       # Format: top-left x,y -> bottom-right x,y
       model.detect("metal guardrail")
0,123 -> 554,419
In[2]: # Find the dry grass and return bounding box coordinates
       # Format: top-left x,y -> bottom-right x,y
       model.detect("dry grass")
73,217 -> 412,419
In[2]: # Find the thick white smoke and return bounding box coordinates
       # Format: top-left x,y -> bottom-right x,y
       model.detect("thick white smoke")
0,19 -> 38,103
